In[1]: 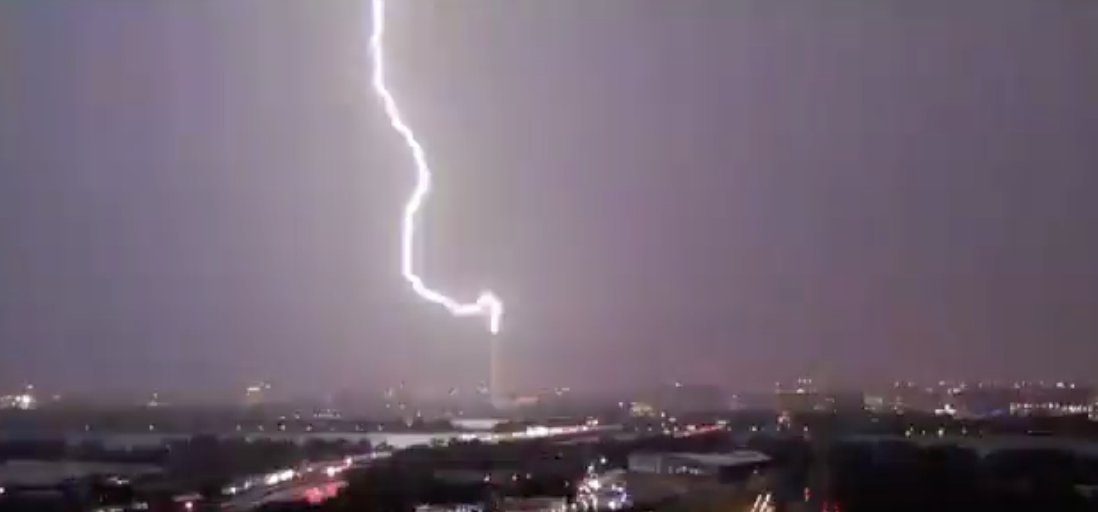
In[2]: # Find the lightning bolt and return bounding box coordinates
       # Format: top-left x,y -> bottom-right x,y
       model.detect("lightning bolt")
368,0 -> 504,334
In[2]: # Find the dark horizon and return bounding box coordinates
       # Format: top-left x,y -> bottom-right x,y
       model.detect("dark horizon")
2,0 -> 1097,400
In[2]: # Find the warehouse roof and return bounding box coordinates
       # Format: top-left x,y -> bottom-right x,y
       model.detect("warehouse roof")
667,450 -> 771,467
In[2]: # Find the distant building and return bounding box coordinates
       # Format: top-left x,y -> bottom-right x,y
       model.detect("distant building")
775,391 -> 821,414
775,379 -> 823,414
450,418 -> 505,431
0,386 -> 37,410
629,402 -> 657,417
144,392 -> 166,408
729,392 -> 776,410
818,392 -> 866,414
649,383 -> 726,413
951,384 -> 1018,417
493,395 -> 539,410
0,395 -> 34,411
888,382 -> 943,413
1010,382 -> 1092,416
500,497 -> 567,512
244,382 -> 272,407
864,395 -> 887,413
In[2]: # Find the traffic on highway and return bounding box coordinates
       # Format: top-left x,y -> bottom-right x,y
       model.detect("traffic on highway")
194,423 -> 612,510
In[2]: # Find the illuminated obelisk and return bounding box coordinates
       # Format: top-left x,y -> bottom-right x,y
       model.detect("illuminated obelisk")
489,333 -> 504,409
370,0 -> 512,416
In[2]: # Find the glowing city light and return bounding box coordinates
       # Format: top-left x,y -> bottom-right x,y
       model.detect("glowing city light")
368,0 -> 503,334
749,492 -> 773,512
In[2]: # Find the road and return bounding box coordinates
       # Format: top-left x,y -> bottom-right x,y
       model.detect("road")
218,456 -> 368,510
222,474 -> 348,510
216,423 -> 612,510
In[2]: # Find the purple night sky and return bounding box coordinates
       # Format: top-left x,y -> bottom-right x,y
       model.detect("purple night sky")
1,0 -> 1096,400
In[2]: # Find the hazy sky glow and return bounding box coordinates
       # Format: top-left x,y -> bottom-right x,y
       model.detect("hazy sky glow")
1,0 -> 1096,399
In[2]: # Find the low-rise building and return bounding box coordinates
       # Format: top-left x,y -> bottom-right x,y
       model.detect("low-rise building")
627,451 -> 771,485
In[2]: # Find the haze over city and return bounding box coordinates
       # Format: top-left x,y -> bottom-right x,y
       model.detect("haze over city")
2,0 -> 1097,401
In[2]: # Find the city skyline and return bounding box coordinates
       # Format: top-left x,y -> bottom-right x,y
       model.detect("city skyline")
4,375 -> 1098,407
2,0 -> 1097,398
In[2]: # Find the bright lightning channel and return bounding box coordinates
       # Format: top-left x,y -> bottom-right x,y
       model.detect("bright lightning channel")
368,0 -> 503,334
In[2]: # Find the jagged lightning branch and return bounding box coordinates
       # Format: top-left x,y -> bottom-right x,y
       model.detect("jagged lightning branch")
369,0 -> 503,334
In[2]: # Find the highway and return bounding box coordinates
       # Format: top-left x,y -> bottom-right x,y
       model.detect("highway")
211,423 -> 614,510
217,455 -> 370,510
222,474 -> 348,510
